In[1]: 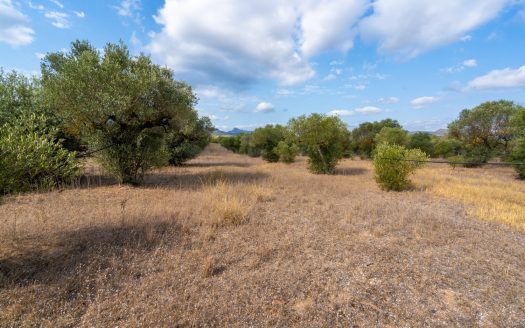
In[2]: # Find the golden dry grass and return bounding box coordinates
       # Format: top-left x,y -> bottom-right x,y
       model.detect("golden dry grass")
0,144 -> 524,327
415,164 -> 525,232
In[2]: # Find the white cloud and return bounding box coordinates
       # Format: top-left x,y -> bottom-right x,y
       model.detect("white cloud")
45,11 -> 70,29
254,102 -> 275,113
360,0 -> 508,58
74,11 -> 85,18
354,84 -> 366,90
354,106 -> 382,113
328,106 -> 384,116
443,58 -> 478,73
28,1 -> 44,10
378,96 -> 400,104
114,0 -> 141,17
411,96 -> 439,109
0,0 -> 35,46
468,65 -> 525,90
130,31 -> 141,46
49,0 -> 63,9
463,59 -> 477,67
148,0 -> 370,86
460,34 -> 473,41
328,110 -> 354,116
35,52 -> 46,60
299,0 -> 368,57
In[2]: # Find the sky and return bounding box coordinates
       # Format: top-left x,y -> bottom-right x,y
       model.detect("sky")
1,0 -> 525,132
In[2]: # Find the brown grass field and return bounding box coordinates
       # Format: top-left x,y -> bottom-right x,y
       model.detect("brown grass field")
1,143 -> 524,327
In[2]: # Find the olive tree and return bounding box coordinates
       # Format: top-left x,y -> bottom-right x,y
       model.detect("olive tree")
250,124 -> 286,162
41,41 -> 197,184
288,113 -> 349,174
408,132 -> 435,157
351,119 -> 401,157
448,100 -> 523,163
375,127 -> 408,147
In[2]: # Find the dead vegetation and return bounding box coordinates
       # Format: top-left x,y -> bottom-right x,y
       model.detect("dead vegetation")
0,144 -> 524,327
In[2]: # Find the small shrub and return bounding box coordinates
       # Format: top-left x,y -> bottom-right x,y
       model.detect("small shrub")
512,138 -> 525,179
274,141 -> 299,163
0,113 -> 79,194
373,143 -> 428,191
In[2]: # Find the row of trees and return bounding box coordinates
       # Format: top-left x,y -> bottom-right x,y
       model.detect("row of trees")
1,40 -> 213,194
218,100 -> 525,181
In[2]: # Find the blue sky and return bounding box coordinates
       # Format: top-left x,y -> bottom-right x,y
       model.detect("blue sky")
1,0 -> 525,131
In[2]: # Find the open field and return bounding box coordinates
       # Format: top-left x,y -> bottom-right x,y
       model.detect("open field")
1,144 -> 524,327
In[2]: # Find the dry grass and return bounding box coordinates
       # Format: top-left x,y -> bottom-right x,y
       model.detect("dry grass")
0,144 -> 524,327
415,165 -> 525,232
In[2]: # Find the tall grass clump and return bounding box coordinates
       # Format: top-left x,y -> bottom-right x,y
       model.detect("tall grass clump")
373,143 -> 427,191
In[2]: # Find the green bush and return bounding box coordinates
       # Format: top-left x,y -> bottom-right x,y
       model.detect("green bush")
288,113 -> 349,174
433,138 -> 461,158
408,132 -> 434,157
219,135 -> 241,152
251,125 -> 286,163
92,128 -> 169,184
166,116 -> 213,165
375,127 -> 408,147
0,113 -> 79,194
512,138 -> 525,179
373,143 -> 428,191
274,141 -> 299,163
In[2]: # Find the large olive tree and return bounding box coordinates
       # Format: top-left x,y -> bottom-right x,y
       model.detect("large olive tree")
41,41 -> 197,184
448,100 -> 523,163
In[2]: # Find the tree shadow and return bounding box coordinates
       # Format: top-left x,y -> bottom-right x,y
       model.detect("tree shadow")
183,162 -> 252,168
143,170 -> 269,190
334,167 -> 369,176
0,218 -> 181,290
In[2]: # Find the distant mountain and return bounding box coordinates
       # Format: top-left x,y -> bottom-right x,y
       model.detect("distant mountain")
212,128 -> 252,136
408,128 -> 448,137
430,129 -> 448,137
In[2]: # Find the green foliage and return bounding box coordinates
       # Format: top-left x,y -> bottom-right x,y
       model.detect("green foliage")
0,70 -> 39,125
166,115 -> 213,165
351,119 -> 401,157
448,100 -> 523,162
219,135 -> 241,153
239,134 -> 260,157
408,132 -> 435,157
289,113 -> 349,174
373,143 -> 428,191
274,140 -> 299,163
511,138 -> 525,179
0,113 -> 79,194
433,137 -> 461,158
251,124 -> 286,162
375,127 -> 408,147
41,40 -> 197,184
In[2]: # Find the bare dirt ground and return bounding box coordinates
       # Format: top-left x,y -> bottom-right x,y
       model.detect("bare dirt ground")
1,144 -> 524,327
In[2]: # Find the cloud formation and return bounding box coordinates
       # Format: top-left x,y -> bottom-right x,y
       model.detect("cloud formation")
359,0 -> 508,58
468,65 -> 525,89
411,96 -> 439,109
148,0 -> 514,87
254,102 -> 275,113
0,0 -> 34,46
329,106 -> 384,116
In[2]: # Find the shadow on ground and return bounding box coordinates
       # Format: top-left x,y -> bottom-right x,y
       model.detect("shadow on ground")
143,170 -> 269,189
0,218 -> 180,290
